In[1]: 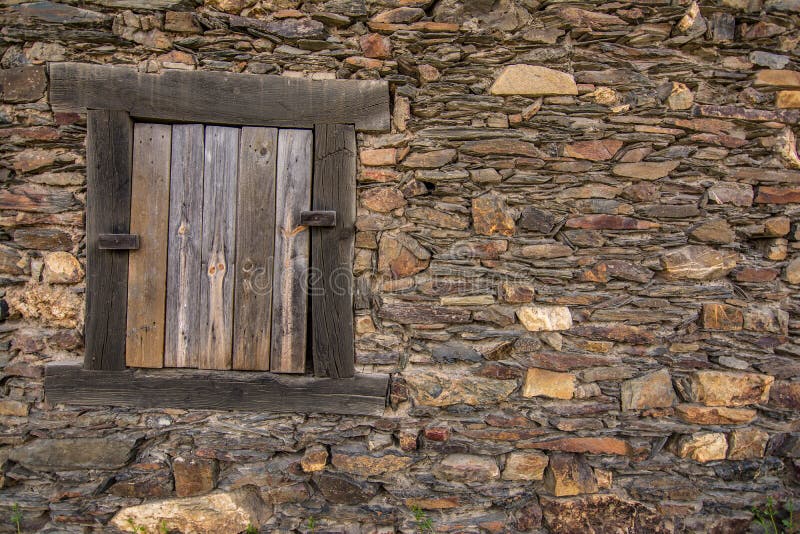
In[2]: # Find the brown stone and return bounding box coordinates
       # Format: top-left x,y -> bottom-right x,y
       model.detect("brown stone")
672,433 -> 727,463
417,64 -> 440,83
360,148 -> 396,166
332,445 -> 414,476
570,324 -> 655,345
314,472 -> 378,504
660,245 -> 738,280
406,207 -> 469,229
173,456 -> 218,497
665,82 -> 694,110
6,284 -> 82,328
378,232 -> 430,278
736,267 -> 779,283
522,368 -> 576,400
404,368 -> 517,407
540,494 -> 668,534
300,445 -> 328,472
526,437 -> 632,456
580,260 -> 652,283
0,66 -> 47,103
688,219 -> 735,244
472,193 -> 515,236
754,69 -> 800,89
612,161 -> 680,180
461,139 -> 544,158
165,11 -> 200,32
786,256 -> 800,284
727,428 -> 769,460
676,371 -> 774,407
0,399 -> 29,417
563,139 -> 623,161
490,65 -> 578,96
565,215 -> 659,230
435,454 -> 500,482
743,306 -> 789,334
543,453 -> 597,497
10,437 -> 135,470
361,187 -> 406,212
708,182 -> 753,206
702,303 -> 743,331
755,186 -> 800,204
13,227 -> 73,251
777,91 -> 800,108
519,207 -> 558,233
402,149 -> 456,169
111,487 -> 270,534
502,452 -> 549,481
371,6 -> 424,23
621,369 -> 677,411
675,404 -> 757,425
500,281 -> 534,303
0,184 -> 79,213
359,33 -> 392,58
43,250 -> 83,282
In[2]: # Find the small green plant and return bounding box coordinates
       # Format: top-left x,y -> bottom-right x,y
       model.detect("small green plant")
10,504 -> 23,534
306,516 -> 317,532
752,497 -> 798,534
411,506 -> 433,533
244,524 -> 258,534
126,517 -> 147,534
158,519 -> 169,534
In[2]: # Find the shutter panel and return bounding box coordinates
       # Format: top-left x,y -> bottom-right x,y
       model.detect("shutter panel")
165,124 -> 204,368
270,129 -> 312,373
199,126 -> 239,370
84,110 -> 133,370
233,127 -> 278,371
311,124 -> 356,378
125,123 -> 171,368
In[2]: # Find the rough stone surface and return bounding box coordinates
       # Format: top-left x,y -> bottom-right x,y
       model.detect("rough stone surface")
110,487 -> 271,534
677,371 -> 774,407
543,453 -> 597,497
621,369 -> 677,411
540,494 -> 669,534
675,405 -> 757,425
523,368 -> 576,400
43,251 -> 84,284
489,65 -> 578,96
671,432 -> 728,463
471,193 -> 516,236
502,451 -> 548,481
661,245 -> 739,280
10,437 -> 135,470
435,454 -> 500,482
517,306 -> 572,332
727,428 -> 769,460
173,456 -> 218,497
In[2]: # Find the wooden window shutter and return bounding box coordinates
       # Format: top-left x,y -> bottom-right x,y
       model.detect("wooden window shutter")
84,110 -> 134,371
310,124 -> 357,379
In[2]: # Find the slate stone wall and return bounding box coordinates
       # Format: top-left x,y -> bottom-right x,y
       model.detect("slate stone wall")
1,0 -> 799,532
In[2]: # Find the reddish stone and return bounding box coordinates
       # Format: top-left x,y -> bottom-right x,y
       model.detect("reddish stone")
461,139 -> 544,158
359,33 -> 392,59
755,186 -> 800,204
173,457 -> 218,497
423,425 -> 450,442
361,187 -> 406,212
360,148 -> 396,166
472,193 -> 515,236
734,267 -> 779,283
570,324 -> 655,344
770,380 -> 800,409
524,437 -> 633,456
563,139 -> 623,161
565,215 -> 659,230
475,362 -> 523,380
702,303 -> 743,331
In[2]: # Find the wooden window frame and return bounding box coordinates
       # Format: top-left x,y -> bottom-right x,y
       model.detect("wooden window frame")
43,63 -> 390,416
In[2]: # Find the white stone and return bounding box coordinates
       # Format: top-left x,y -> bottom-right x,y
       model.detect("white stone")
517,305 -> 572,331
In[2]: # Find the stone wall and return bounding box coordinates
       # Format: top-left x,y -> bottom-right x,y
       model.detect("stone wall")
1,0 -> 799,532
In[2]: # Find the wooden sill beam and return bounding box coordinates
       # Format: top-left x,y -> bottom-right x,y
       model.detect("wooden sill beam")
44,363 -> 388,416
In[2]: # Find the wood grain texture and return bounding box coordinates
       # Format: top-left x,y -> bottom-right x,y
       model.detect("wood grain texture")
165,124 -> 204,368
311,124 -> 356,378
233,127 -> 278,371
84,110 -> 133,371
126,123 -> 171,369
98,234 -> 139,250
199,126 -> 239,370
300,210 -> 336,227
45,363 -> 388,416
270,129 -> 312,374
49,62 -> 390,132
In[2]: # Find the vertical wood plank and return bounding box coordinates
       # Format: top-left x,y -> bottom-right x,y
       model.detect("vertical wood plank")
311,124 -> 356,378
125,123 -> 171,368
233,127 -> 278,370
84,110 -> 133,371
270,129 -> 312,373
164,124 -> 204,368
199,126 -> 239,370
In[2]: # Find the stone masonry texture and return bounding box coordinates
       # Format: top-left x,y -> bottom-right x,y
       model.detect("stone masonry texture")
1,0 -> 800,532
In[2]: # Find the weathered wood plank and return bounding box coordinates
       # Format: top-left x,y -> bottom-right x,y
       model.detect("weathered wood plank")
45,363 -> 389,416
98,234 -> 139,250
49,62 -> 390,132
199,126 -> 238,370
270,129 -> 312,374
165,124 -> 204,368
311,124 -> 356,378
300,210 -> 336,227
84,110 -> 133,371
233,127 -> 278,371
126,123 -> 171,369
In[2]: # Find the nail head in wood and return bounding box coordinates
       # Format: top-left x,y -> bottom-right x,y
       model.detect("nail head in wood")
300,210 -> 336,227
98,233 -> 140,250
